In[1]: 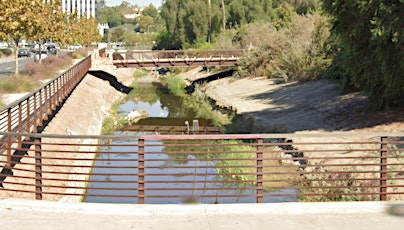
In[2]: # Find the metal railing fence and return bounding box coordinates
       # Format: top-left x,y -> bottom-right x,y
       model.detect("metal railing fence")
0,56 -> 92,169
112,49 -> 244,68
0,132 -> 403,204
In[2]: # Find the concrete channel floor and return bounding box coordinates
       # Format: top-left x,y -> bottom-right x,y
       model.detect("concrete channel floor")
0,199 -> 404,230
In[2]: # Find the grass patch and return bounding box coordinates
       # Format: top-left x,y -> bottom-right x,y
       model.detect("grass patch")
164,74 -> 187,96
162,75 -> 231,127
133,68 -> 149,80
0,75 -> 40,93
0,52 -> 77,105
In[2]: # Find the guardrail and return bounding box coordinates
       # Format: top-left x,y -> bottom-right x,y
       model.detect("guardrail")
112,49 -> 245,68
0,56 -> 92,169
1,132 -> 402,203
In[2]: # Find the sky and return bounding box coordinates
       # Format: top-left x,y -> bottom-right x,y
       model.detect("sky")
105,0 -> 162,8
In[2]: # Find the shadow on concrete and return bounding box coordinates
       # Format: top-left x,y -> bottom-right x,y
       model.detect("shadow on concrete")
388,204 -> 404,217
186,68 -> 235,94
88,70 -> 133,94
0,99 -> 70,188
0,139 -> 32,187
224,79 -> 404,132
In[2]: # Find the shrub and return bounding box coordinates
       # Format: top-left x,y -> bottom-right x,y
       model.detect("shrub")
1,53 -> 74,96
71,49 -> 88,59
234,13 -> 332,82
0,48 -> 12,56
0,75 -> 39,93
22,54 -> 73,80
165,75 -> 187,96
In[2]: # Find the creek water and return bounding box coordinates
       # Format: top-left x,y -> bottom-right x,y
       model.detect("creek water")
85,82 -> 298,204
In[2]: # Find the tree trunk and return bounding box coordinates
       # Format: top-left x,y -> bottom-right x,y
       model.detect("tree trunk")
221,0 -> 226,30
13,40 -> 19,76
207,0 -> 211,43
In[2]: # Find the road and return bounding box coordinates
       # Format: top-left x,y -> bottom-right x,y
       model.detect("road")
0,55 -> 34,78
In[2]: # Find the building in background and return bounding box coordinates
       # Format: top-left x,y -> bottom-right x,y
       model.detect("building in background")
61,0 -> 96,18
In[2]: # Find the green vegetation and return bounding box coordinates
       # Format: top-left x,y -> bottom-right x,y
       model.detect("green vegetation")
149,0 -> 402,110
298,166 -> 378,202
214,140 -> 256,183
0,55 -> 73,92
163,75 -> 231,127
0,48 -> 12,57
96,2 -> 162,48
0,76 -> 38,94
0,50 -> 85,106
322,1 -> 403,110
234,14 -> 331,82
164,75 -> 187,96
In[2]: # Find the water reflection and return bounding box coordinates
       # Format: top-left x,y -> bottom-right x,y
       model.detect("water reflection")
85,81 -> 298,204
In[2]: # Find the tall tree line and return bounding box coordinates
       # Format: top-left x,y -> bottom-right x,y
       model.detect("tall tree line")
322,0 -> 403,109
156,0 -> 299,49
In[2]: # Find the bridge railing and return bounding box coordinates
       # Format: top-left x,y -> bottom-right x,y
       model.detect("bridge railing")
1,132 -> 402,203
0,56 -> 92,169
112,49 -> 245,68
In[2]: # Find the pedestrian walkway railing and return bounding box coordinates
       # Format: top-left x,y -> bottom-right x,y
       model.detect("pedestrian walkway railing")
0,56 -> 91,169
0,132 -> 402,203
112,49 -> 244,68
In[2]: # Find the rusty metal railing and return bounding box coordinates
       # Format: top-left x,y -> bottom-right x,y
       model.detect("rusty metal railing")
0,56 -> 92,170
0,132 -> 402,204
112,49 -> 244,68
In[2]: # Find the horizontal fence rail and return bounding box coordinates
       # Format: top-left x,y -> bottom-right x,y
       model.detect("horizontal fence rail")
112,49 -> 244,68
0,56 -> 92,170
0,132 -> 403,204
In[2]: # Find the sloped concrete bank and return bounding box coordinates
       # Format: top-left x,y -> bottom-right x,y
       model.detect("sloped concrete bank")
0,68 -> 137,201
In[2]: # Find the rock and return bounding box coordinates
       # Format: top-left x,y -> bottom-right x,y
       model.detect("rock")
125,109 -> 148,124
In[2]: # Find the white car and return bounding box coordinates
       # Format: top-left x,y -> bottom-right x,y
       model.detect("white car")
34,51 -> 48,62
68,44 -> 83,50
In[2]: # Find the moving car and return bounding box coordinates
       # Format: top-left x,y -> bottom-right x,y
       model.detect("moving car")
18,48 -> 31,58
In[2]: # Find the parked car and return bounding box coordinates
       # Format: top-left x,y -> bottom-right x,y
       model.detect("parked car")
34,50 -> 48,62
68,44 -> 83,50
28,45 -> 37,53
0,41 -> 8,49
46,44 -> 58,55
18,48 -> 31,58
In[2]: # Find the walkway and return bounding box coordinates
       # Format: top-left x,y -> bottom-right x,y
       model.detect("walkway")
0,199 -> 403,230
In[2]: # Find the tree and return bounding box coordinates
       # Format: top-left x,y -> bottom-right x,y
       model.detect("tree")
322,0 -> 403,109
183,1 -> 209,47
97,7 -> 124,27
0,0 -> 45,74
137,15 -> 154,33
67,14 -> 101,47
159,0 -> 187,49
34,0 -> 67,60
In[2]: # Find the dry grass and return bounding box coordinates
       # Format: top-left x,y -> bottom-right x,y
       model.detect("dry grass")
234,13 -> 331,82
22,54 -> 73,80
